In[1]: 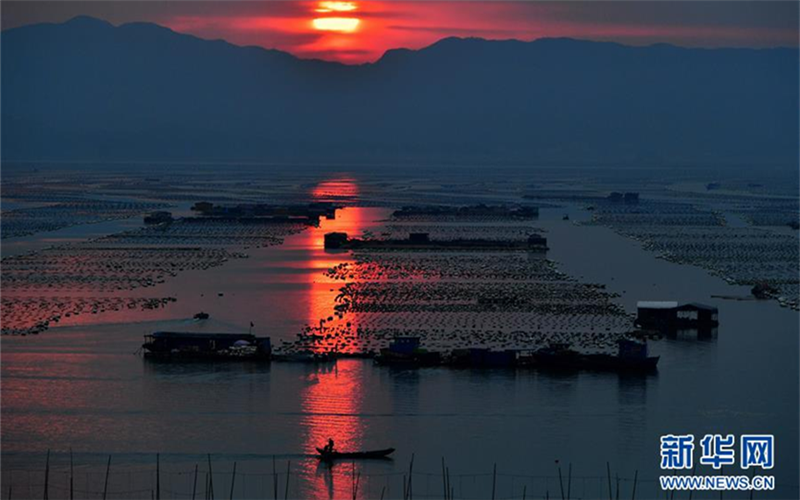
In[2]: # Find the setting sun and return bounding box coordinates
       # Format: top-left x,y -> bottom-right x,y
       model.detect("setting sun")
312,17 -> 360,33
315,1 -> 358,13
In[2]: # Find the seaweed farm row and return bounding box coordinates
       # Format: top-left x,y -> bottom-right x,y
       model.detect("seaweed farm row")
584,197 -> 799,310
1,297 -> 176,336
1,200 -> 170,239
1,217 -> 310,335
277,208 -> 638,360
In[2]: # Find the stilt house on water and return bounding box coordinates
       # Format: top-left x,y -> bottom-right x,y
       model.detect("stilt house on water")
142,332 -> 272,360
636,301 -> 719,331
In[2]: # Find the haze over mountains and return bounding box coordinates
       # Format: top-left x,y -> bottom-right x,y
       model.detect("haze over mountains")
2,16 -> 797,166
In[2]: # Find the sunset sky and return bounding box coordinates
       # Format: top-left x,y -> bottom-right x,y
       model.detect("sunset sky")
3,1 -> 798,63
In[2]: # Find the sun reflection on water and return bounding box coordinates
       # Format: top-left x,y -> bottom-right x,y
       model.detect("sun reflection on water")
299,360 -> 369,497
302,177 -> 376,354
298,178 -> 379,497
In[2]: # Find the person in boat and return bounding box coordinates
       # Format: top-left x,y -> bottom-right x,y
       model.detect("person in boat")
322,438 -> 335,454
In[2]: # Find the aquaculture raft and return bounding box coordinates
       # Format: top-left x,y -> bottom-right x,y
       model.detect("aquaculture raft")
142,331 -> 271,361
532,339 -> 659,372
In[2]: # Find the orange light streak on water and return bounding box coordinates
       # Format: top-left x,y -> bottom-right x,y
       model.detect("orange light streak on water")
298,178 -> 373,496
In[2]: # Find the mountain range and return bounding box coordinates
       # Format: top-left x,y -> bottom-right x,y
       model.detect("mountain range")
2,16 -> 798,166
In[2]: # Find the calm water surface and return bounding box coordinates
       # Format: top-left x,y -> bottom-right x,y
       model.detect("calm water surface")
2,202 -> 797,499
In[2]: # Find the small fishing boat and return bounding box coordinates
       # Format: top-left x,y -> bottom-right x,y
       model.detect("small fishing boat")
193,311 -> 210,320
316,447 -> 395,461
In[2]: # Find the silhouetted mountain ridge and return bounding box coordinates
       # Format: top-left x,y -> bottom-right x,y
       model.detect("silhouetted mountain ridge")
2,16 -> 797,165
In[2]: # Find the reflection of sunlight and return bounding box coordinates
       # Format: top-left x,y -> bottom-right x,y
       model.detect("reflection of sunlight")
310,201 -> 365,251
1,350 -> 111,447
305,178 -> 366,352
299,179 -> 369,497
311,178 -> 360,202
300,361 -> 367,498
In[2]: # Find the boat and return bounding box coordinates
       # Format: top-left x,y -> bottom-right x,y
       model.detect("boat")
316,447 -> 395,461
193,311 -> 210,320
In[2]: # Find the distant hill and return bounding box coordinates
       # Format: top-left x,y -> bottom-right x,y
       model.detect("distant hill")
2,16 -> 798,166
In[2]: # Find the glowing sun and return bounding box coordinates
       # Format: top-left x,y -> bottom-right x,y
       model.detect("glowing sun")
312,1 -> 361,33
315,2 -> 358,13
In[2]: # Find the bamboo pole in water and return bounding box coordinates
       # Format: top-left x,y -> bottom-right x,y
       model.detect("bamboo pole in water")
192,464 -> 198,500
447,467 -> 455,500
284,461 -> 291,500
43,450 -> 50,500
442,458 -> 447,500
407,454 -> 415,500
567,463 -> 572,500
557,464 -> 564,500
207,454 -> 215,500
229,461 -> 237,500
69,448 -> 74,500
606,463 -> 612,500
491,463 -> 497,500
351,462 -> 361,500
446,466 -> 451,500
102,455 -> 111,500
272,456 -> 278,500
156,454 -> 160,500
0,459 -> 712,500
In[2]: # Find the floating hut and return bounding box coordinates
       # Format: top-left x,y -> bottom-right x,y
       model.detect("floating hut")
636,301 -> 719,330
190,201 -> 338,223
375,337 -> 442,366
393,204 -> 539,219
323,232 -> 548,252
142,332 -> 271,360
324,232 -> 349,249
